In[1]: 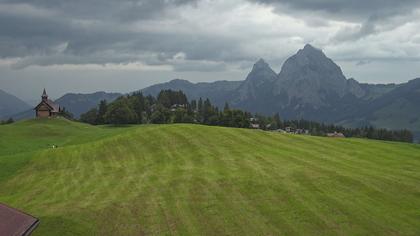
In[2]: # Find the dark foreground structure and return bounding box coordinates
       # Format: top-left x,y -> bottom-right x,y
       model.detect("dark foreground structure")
0,203 -> 39,236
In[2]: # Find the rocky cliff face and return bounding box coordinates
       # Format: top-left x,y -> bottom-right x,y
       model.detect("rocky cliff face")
274,44 -> 355,108
231,59 -> 278,104
225,44 -> 371,119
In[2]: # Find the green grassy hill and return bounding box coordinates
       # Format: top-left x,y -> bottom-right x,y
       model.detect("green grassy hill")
1,118 -> 419,235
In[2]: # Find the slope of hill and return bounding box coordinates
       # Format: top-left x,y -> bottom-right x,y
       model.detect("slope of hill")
0,119 -> 419,235
0,89 -> 31,119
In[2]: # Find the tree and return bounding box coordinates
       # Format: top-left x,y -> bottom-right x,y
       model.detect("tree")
273,113 -> 282,129
202,98 -> 213,124
223,102 -> 230,112
197,98 -> 203,122
190,100 -> 197,111
157,90 -> 171,108
150,104 -> 171,124
130,93 -> 145,124
80,108 -> 98,125
96,100 -> 108,124
104,99 -> 137,125
173,108 -> 194,123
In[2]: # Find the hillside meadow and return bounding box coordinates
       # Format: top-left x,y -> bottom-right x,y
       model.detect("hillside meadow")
0,118 -> 419,235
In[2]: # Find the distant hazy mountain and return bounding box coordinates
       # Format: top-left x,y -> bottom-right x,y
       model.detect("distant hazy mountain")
0,89 -> 31,119
140,44 -> 419,140
342,78 -> 420,130
56,91 -> 122,118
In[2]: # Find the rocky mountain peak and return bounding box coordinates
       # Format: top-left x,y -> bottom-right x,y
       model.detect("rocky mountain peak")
253,58 -> 269,69
279,44 -> 346,81
302,43 -> 320,52
275,44 -> 350,106
246,58 -> 277,83
291,44 -> 331,67
232,59 -> 278,102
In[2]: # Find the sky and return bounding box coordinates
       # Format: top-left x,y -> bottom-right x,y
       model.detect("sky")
1,0 -> 420,102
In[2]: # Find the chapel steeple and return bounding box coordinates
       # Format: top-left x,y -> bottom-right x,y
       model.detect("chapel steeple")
42,88 -> 48,101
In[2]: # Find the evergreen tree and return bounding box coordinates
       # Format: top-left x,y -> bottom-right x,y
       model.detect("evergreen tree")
96,100 -> 108,124
273,113 -> 282,129
223,102 -> 230,112
190,100 -> 197,111
130,93 -> 145,124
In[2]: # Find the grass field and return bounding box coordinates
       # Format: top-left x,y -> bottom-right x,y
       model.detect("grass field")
0,118 -> 419,235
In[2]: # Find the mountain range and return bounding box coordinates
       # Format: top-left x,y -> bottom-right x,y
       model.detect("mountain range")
1,44 -> 419,141
141,44 -> 420,140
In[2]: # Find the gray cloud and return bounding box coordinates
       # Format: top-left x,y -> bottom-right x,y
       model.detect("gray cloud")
1,0 -> 199,21
250,0 -> 420,19
1,0 -> 420,73
0,0 -> 248,70
251,0 -> 420,41
2,0 -> 420,101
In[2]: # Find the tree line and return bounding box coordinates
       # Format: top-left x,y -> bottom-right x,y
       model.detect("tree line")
280,119 -> 413,143
79,90 -> 414,143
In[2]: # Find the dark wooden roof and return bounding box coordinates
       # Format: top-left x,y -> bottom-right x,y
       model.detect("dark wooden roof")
0,203 -> 39,236
34,99 -> 60,113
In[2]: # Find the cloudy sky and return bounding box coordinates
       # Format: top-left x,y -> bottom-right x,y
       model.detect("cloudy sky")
1,0 -> 420,102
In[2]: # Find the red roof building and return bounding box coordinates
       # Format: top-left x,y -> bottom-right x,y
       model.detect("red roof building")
0,203 -> 39,236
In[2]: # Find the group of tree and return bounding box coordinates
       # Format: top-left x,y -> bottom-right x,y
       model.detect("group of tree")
79,89 -> 414,143
80,90 -> 252,128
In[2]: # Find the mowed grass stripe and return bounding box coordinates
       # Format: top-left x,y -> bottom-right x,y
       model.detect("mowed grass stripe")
178,128 -> 342,235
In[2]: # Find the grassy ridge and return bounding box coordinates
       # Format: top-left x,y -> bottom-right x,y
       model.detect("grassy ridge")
0,118 -> 419,235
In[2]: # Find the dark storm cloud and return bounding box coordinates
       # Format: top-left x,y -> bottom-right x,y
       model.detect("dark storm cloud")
1,0 -> 199,21
250,0 -> 420,19
0,0 -> 250,71
1,0 -> 420,71
251,0 -> 420,41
